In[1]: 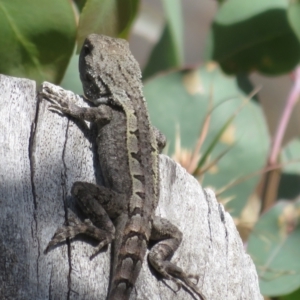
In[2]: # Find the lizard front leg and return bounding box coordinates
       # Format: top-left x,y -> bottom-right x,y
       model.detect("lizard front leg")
40,83 -> 119,256
149,216 -> 207,300
40,82 -> 112,123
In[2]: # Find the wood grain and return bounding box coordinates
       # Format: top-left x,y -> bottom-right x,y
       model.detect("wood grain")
0,75 -> 262,300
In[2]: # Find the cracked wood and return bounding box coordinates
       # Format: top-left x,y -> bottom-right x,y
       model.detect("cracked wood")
0,55 -> 262,300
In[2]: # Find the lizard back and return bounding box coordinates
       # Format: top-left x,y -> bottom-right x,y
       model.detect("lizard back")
79,34 -> 159,299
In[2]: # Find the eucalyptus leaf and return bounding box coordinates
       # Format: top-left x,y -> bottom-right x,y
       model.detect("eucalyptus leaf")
248,200 -> 300,296
278,138 -> 300,200
143,0 -> 183,79
280,288 -> 300,300
60,52 -> 82,95
0,0 -> 76,84
205,0 -> 300,75
144,64 -> 269,216
77,0 -> 139,52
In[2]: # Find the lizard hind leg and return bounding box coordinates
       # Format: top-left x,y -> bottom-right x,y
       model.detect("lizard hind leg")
148,216 -> 206,300
44,214 -> 114,256
45,182 -> 126,258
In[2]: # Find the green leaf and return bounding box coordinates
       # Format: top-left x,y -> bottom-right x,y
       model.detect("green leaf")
281,138 -> 300,175
60,52 -> 83,95
144,64 -> 269,216
163,0 -> 183,62
205,0 -> 300,75
74,0 -> 88,12
280,288 -> 300,300
277,138 -> 300,200
143,0 -> 183,79
0,0 -> 76,84
288,2 -> 300,42
77,0 -> 140,52
248,200 -> 300,296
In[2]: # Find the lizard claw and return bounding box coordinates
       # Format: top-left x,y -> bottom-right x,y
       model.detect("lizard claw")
49,102 -> 68,110
173,279 -> 182,293
89,239 -> 110,260
44,226 -> 70,253
163,277 -> 182,293
187,274 -> 200,284
48,105 -> 66,115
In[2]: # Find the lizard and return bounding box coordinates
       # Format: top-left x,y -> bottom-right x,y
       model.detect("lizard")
41,34 -> 206,300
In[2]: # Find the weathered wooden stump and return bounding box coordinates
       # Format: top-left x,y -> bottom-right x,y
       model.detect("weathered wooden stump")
0,74 -> 262,299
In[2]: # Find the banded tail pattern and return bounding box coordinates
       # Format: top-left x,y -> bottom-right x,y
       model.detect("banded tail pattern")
107,89 -> 158,299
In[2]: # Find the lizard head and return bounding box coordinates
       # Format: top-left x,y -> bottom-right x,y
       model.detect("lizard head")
79,34 -> 142,103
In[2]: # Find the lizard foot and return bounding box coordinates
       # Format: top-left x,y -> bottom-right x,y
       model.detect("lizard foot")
150,259 -> 206,300
149,216 -> 207,300
45,216 -> 113,254
39,83 -> 79,115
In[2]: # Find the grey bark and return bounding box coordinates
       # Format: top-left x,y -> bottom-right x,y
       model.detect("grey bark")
0,74 -> 263,300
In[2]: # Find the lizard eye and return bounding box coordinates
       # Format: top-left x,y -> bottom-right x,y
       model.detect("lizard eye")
83,44 -> 91,56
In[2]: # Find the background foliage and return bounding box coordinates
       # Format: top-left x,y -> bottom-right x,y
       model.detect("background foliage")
1,0 -> 300,298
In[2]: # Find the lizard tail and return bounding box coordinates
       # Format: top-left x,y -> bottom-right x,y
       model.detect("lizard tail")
108,231 -> 148,300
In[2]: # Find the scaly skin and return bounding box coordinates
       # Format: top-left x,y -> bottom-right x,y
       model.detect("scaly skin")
78,35 -> 159,299
42,34 -> 206,300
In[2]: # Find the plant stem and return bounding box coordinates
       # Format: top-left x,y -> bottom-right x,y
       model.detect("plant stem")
269,66 -> 300,165
260,66 -> 300,214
